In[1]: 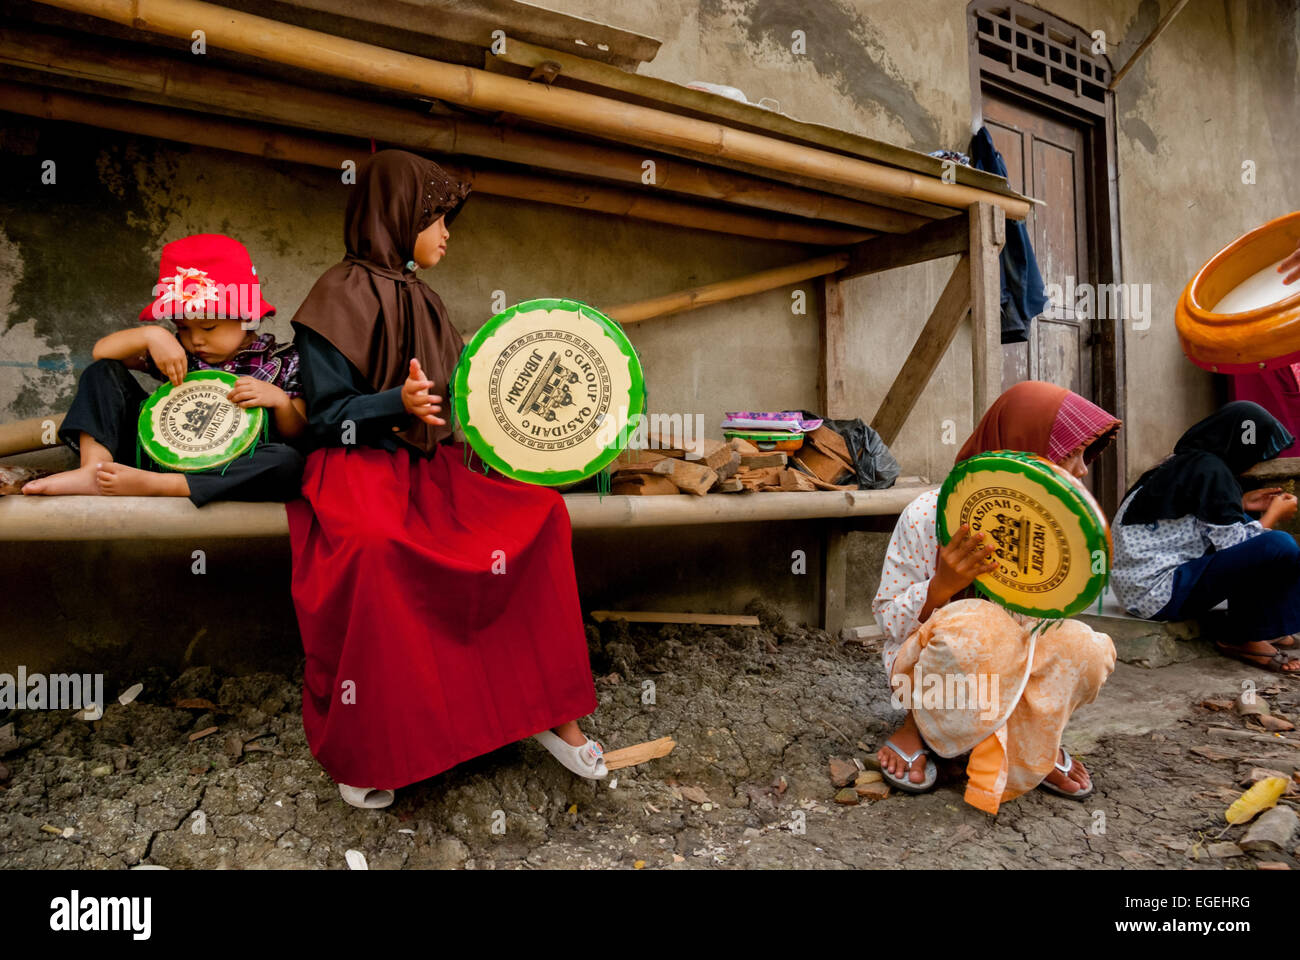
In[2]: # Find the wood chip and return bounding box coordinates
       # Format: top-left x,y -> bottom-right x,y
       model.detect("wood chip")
652,457 -> 717,496
188,726 -> 219,742
603,736 -> 676,771
727,437 -> 759,455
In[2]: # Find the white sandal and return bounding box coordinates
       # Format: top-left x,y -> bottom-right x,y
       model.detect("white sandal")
533,730 -> 608,779
338,783 -> 395,809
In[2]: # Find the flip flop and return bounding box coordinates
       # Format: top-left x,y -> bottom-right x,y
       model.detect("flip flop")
878,737 -> 937,794
533,730 -> 608,779
1215,640 -> 1300,675
338,784 -> 395,809
1037,748 -> 1093,800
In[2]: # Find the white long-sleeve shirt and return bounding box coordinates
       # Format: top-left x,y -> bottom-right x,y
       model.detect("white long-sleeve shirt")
1110,487 -> 1265,618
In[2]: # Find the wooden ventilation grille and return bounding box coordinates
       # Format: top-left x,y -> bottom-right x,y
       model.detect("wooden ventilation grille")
973,3 -> 1109,115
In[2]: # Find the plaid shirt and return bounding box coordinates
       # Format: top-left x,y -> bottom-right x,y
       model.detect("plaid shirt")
144,332 -> 302,398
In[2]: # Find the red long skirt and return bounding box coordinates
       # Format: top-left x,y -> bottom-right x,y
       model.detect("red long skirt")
286,443 -> 598,790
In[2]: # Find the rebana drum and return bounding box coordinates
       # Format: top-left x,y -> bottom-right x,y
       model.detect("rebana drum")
1176,211 -> 1300,373
453,298 -> 645,486
937,450 -> 1111,619
137,370 -> 265,472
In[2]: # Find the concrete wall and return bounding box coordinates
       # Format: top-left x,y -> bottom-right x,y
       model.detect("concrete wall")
2,0 -> 1299,641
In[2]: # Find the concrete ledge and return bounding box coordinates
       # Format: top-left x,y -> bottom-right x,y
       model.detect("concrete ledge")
0,484 -> 936,540
1077,613 -> 1217,668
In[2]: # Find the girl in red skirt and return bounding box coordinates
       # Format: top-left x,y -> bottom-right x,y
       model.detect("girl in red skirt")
288,150 -> 605,809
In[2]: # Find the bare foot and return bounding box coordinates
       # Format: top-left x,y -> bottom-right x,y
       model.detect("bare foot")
1041,748 -> 1090,794
877,710 -> 929,784
95,463 -> 188,497
552,719 -> 598,749
22,463 -> 102,496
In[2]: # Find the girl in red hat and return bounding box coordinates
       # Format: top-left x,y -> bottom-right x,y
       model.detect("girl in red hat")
23,234 -> 306,503
288,150 -> 604,809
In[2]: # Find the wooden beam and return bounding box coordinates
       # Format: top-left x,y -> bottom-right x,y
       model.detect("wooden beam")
0,81 -> 867,247
31,0 -> 1033,219
869,255 -> 973,446
818,274 -> 849,419
969,202 -> 1006,422
1109,0 -> 1190,91
0,26 -> 903,235
821,524 -> 847,637
605,253 -> 849,325
840,214 -> 969,280
588,611 -> 760,626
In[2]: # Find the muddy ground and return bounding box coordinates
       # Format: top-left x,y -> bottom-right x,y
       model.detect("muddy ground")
1,601 -> 1297,870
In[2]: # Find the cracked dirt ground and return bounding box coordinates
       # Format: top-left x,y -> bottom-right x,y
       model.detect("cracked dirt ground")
1,601 -> 1297,870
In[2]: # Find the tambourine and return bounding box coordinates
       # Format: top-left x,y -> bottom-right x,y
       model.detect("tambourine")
1176,211 -> 1300,373
937,450 -> 1110,618
137,370 -> 264,472
452,298 -> 645,486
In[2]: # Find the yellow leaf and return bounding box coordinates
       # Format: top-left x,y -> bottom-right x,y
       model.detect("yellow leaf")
566,804 -> 578,814
1225,777 -> 1288,824
633,860 -> 645,869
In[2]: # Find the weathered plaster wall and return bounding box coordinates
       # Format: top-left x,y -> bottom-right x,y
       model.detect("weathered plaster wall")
552,0 -> 1300,483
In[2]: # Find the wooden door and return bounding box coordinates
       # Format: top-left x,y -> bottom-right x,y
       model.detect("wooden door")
983,89 -> 1093,400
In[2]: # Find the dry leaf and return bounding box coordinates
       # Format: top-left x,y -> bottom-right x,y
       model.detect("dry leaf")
1225,777 -> 1288,824
188,726 -> 219,743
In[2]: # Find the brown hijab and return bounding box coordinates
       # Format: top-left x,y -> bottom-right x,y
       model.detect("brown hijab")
293,150 -> 471,453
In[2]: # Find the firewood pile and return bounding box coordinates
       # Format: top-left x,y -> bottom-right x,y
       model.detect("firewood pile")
610,425 -> 859,496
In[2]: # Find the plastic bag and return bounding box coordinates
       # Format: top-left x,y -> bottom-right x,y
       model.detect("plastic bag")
798,410 -> 900,490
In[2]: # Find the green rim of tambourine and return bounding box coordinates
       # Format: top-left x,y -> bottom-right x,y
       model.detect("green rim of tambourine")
935,450 -> 1110,619
452,298 -> 646,486
137,369 -> 264,473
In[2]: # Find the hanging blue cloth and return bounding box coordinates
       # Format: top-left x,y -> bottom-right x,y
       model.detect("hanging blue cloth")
968,126 -> 1049,345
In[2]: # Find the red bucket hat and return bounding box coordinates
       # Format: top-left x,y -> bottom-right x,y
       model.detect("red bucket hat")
140,233 -> 274,324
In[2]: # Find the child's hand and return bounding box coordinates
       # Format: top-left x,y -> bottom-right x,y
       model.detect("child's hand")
1243,487 -> 1283,512
1262,492 -> 1298,528
931,524 -> 999,603
145,326 -> 188,385
227,376 -> 287,410
402,358 -> 446,426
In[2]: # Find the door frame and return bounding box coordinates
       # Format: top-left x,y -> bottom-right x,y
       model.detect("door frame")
966,0 -> 1126,517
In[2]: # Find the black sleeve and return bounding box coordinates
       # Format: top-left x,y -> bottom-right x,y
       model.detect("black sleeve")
292,324 -> 408,450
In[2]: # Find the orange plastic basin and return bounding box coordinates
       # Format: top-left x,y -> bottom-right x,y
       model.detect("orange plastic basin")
1176,211 -> 1300,373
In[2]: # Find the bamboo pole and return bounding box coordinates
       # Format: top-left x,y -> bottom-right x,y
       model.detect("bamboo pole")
0,485 -> 937,540
0,27 -> 923,235
605,252 -> 850,325
31,0 -> 1032,219
0,82 -> 870,246
0,415 -> 64,457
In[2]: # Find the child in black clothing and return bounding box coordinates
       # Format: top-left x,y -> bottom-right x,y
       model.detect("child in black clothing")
23,233 -> 305,505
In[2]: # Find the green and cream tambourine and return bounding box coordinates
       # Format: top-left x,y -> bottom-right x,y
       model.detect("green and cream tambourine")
452,298 -> 645,486
937,450 -> 1111,619
137,370 -> 264,472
